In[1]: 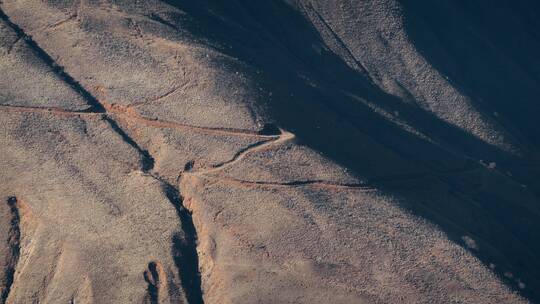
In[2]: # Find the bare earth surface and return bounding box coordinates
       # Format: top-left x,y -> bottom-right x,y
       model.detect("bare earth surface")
1,1 -> 540,303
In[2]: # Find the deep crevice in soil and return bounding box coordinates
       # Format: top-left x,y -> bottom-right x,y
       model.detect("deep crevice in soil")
162,182 -> 204,304
143,262 -> 160,304
103,116 -> 155,171
0,9 -> 204,302
1,197 -> 21,304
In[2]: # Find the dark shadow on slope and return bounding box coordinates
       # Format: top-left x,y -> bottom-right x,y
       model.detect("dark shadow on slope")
0,9 -> 106,113
0,197 -> 20,304
143,262 -> 160,304
162,182 -> 204,304
400,0 -> 540,171
158,0 -> 521,166
103,117 -> 155,171
159,0 -> 540,301
398,2 -> 540,299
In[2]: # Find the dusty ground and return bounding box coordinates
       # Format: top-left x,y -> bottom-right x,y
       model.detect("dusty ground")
1,0 -> 539,303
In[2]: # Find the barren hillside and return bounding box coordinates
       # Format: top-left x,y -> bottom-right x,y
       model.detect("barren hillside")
1,1 -> 539,303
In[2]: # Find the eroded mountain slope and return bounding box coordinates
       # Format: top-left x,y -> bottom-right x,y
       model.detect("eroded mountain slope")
1,0 -> 539,303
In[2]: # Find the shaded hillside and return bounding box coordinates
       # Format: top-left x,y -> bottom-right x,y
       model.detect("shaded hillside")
1,0 -> 539,303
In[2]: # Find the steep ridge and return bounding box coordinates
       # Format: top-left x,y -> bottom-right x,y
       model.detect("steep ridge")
0,0 -> 539,303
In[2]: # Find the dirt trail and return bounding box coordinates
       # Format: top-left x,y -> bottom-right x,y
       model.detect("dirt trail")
192,129 -> 295,175
0,7 -> 207,303
0,104 -> 98,117
0,103 -> 483,191
102,102 -> 277,138
181,128 -> 379,191
0,103 -> 276,139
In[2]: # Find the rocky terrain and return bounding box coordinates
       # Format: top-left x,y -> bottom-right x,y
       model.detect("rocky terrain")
1,0 -> 539,303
